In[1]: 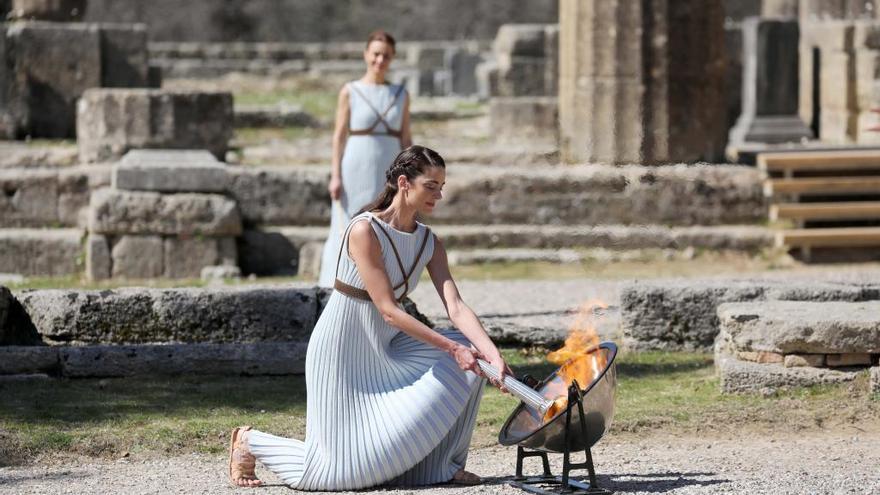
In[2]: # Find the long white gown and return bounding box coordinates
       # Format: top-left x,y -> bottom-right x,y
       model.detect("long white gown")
318,81 -> 407,287
249,213 -> 485,490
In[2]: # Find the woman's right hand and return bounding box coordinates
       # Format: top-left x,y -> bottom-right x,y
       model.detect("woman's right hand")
328,176 -> 343,200
448,343 -> 481,375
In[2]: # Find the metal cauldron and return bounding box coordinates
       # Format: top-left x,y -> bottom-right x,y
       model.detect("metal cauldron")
498,341 -> 618,453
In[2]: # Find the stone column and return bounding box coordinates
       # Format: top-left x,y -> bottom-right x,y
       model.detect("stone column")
559,0 -> 726,164
728,18 -> 813,145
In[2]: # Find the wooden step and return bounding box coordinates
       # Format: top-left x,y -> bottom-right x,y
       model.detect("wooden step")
769,201 -> 880,221
758,149 -> 880,173
775,226 -> 880,248
764,176 -> 880,196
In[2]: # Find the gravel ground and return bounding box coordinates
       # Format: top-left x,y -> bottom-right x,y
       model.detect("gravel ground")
2,431 -> 878,494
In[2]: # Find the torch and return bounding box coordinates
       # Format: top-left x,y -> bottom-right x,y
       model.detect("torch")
477,359 -> 554,417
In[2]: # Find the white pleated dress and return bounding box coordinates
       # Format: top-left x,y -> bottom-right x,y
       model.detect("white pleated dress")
318,81 -> 407,287
249,213 -> 485,490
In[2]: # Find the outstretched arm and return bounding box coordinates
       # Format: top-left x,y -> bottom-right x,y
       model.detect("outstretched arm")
427,235 -> 513,388
348,221 -> 483,376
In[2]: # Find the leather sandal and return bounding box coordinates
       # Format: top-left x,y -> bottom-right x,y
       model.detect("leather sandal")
228,426 -> 262,488
451,469 -> 482,486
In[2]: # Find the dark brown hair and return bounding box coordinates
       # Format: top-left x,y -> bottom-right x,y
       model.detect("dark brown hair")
358,145 -> 446,214
365,30 -> 396,53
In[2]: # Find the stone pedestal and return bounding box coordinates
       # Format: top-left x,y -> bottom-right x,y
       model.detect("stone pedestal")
77,89 -> 233,162
0,21 -> 149,138
87,149 -> 240,280
558,0 -> 726,164
729,18 -> 813,145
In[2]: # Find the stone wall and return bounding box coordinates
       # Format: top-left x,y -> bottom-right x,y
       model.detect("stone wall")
82,0 -> 558,42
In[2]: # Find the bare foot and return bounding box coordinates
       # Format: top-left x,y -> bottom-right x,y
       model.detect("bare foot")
452,468 -> 481,485
229,427 -> 263,488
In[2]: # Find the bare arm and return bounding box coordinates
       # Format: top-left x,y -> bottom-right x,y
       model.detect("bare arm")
399,90 -> 412,149
348,221 -> 483,375
329,85 -> 350,200
427,235 -> 512,387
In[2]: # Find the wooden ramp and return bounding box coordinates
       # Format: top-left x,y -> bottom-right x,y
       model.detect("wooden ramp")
759,149 -> 880,256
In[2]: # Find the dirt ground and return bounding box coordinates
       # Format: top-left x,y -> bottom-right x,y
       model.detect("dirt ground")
2,429 -> 878,494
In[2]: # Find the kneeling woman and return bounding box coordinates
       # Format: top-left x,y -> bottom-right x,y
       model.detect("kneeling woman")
228,145 -> 513,490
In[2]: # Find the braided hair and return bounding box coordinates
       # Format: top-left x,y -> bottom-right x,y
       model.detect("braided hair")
357,145 -> 446,215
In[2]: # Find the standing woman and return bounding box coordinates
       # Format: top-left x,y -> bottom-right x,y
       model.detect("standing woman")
318,30 -> 412,287
228,146 -> 513,489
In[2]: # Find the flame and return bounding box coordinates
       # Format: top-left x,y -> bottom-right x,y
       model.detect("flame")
541,300 -> 609,422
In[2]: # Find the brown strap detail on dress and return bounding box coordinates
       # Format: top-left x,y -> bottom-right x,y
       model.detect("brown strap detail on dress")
333,216 -> 369,281
371,220 -> 409,297
333,279 -> 373,302
348,82 -> 406,138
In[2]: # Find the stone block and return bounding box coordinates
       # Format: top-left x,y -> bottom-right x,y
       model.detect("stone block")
820,51 -> 855,112
57,165 -> 112,228
77,89 -> 233,163
853,49 -> 880,110
7,22 -> 102,138
489,97 -> 558,146
113,149 -> 228,193
542,25 -> 559,95
429,164 -> 766,227
9,0 -> 86,21
717,301 -> 880,354
493,24 -> 547,57
0,229 -> 82,276
111,235 -> 164,279
85,233 -> 111,281
89,189 -> 242,236
16,287 -> 321,344
826,353 -> 872,367
407,44 -> 446,71
493,56 -> 549,97
58,342 -> 307,377
871,366 -> 880,394
163,236 -> 236,279
226,166 -> 329,226
297,240 -> 324,279
820,109 -> 854,143
736,351 -> 784,364
716,350 -> 859,394
99,23 -> 149,87
0,286 -> 42,346
449,49 -> 481,96
0,346 -> 58,374
622,278 -> 880,351
0,169 -> 58,227
784,354 -> 825,368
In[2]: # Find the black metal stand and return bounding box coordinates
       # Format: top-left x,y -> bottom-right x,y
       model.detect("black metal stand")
509,382 -> 612,495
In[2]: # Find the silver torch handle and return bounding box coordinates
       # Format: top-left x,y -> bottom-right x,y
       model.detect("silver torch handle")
477,359 -> 552,416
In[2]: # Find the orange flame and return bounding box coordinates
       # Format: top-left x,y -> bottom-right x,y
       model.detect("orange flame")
541,300 -> 609,422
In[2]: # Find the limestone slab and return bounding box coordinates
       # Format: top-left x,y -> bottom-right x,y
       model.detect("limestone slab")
77,89 -> 233,162
0,286 -> 42,345
9,0 -> 85,20
784,354 -> 825,368
111,235 -> 164,279
826,353 -> 873,367
85,233 -> 111,281
226,166 -> 329,226
99,23 -> 149,87
716,351 -> 859,394
163,236 -> 236,279
0,346 -> 58,374
622,279 -> 880,351
16,287 -> 321,345
58,342 -> 307,377
89,189 -> 242,236
0,169 -> 58,227
718,301 -> 880,354
114,149 -> 228,193
489,97 -> 558,146
0,228 -> 82,277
